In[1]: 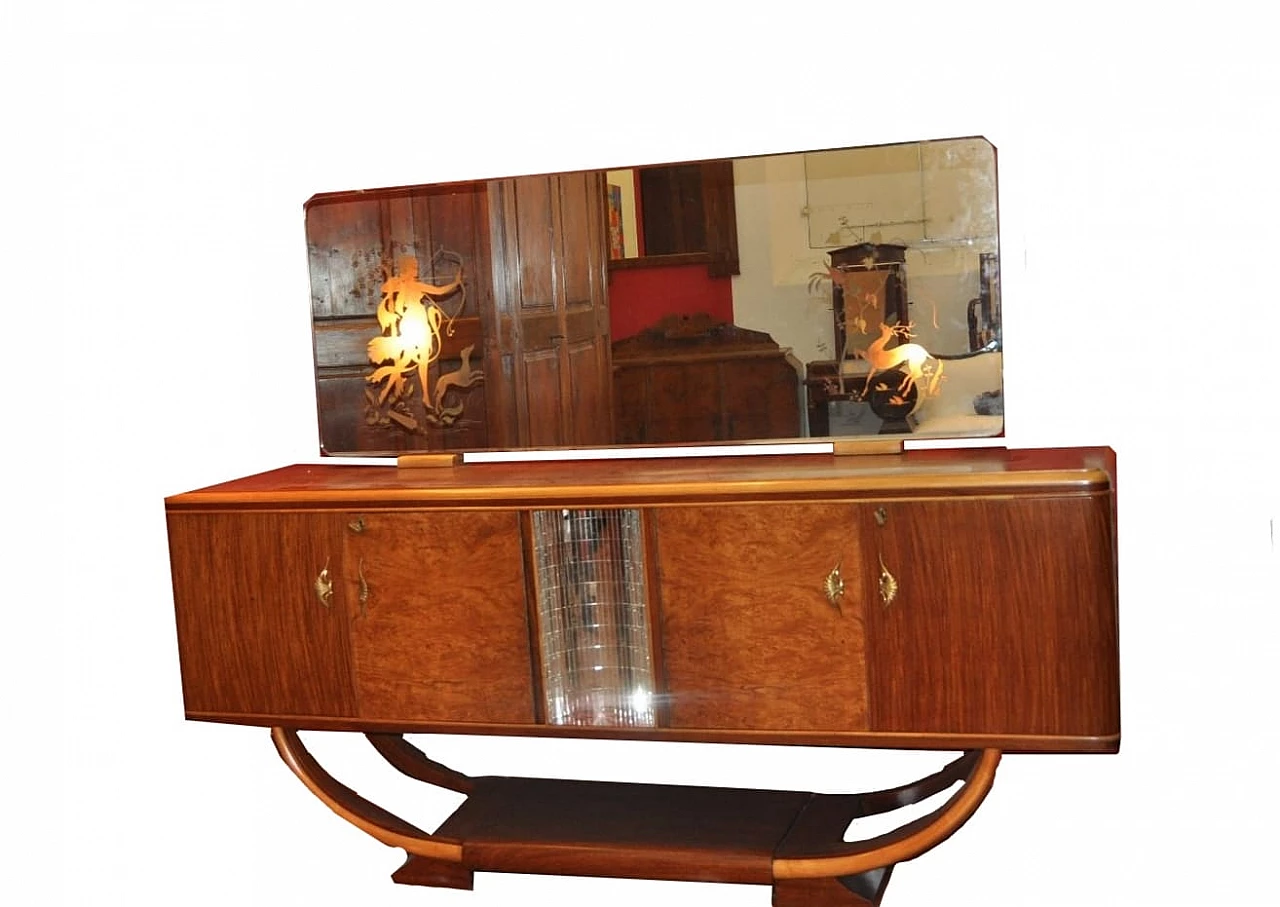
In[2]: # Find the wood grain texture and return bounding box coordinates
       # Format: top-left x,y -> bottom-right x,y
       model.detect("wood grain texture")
184,710 -> 1116,751
487,171 -> 614,449
167,511 -> 355,717
655,503 -> 869,731
435,775 -> 810,883
344,510 -> 535,724
164,447 -> 1115,511
166,448 -> 1119,752
864,495 -> 1119,740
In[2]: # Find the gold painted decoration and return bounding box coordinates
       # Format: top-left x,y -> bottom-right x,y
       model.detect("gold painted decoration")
807,262 -> 943,403
858,321 -> 943,401
365,250 -> 483,432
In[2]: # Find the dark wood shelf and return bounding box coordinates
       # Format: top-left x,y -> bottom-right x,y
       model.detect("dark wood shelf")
434,775 -> 811,884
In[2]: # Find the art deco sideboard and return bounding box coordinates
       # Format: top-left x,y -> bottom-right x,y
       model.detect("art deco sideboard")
165,445 -> 1119,906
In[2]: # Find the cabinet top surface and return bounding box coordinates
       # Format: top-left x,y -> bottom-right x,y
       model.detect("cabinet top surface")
167,447 -> 1114,509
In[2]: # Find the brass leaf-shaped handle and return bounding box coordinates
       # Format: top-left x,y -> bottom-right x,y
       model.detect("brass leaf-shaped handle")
824,563 -> 845,613
878,553 -> 898,608
314,562 -> 334,609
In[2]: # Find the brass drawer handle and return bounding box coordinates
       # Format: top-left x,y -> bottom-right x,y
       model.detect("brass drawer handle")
314,562 -> 334,609
348,517 -> 366,534
878,553 -> 898,608
824,563 -> 845,614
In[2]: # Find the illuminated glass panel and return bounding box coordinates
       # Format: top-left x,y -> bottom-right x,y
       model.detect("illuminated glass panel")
530,509 -> 655,727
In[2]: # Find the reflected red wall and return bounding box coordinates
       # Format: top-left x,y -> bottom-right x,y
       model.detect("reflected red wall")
607,263 -> 734,341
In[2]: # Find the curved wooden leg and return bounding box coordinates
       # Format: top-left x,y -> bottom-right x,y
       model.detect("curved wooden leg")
773,749 -> 1001,881
270,727 -> 464,863
366,732 -> 474,793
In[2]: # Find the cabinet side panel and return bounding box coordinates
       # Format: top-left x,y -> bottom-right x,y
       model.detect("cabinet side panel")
167,511 -> 355,719
655,504 -> 869,732
347,510 -> 535,724
865,493 -> 1119,740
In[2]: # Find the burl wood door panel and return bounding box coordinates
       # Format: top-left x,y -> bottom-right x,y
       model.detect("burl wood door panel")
167,511 -> 356,719
863,494 -> 1119,739
344,510 -> 535,724
653,504 -> 869,731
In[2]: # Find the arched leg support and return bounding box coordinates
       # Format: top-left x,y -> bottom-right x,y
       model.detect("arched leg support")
773,748 -> 1001,900
366,732 -> 474,794
272,730 -> 999,900
270,727 -> 464,864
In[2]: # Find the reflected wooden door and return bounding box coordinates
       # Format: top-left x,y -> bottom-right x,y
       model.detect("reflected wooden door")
486,170 -> 614,447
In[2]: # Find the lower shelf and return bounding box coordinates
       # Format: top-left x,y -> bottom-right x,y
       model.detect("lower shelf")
271,728 -> 1000,906
436,775 -> 811,884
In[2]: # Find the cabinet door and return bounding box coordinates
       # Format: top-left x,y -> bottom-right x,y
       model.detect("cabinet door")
654,504 -> 869,731
864,495 -> 1119,739
343,510 -> 535,724
167,511 -> 355,719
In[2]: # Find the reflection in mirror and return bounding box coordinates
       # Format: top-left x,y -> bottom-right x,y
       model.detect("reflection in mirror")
306,137 -> 1001,456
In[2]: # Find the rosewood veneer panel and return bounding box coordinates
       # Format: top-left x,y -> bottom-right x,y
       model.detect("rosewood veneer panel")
167,511 -> 356,718
863,494 -> 1119,740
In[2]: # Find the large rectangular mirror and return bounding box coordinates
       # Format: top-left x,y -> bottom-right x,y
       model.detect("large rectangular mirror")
307,136 -> 1001,455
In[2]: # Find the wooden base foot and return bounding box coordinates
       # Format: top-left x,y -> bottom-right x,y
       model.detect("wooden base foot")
774,866 -> 893,906
393,854 -> 474,890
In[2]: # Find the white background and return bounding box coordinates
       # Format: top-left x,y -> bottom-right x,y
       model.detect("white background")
9,2 -> 1279,905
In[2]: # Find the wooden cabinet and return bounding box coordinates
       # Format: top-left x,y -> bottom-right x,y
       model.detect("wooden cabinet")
165,448 -> 1119,902
166,448 -> 1118,752
612,315 -> 801,445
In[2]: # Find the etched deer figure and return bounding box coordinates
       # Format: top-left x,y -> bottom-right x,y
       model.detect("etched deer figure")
858,321 -> 943,399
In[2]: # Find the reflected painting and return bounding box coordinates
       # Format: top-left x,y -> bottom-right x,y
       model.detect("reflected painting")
306,137 -> 1001,455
